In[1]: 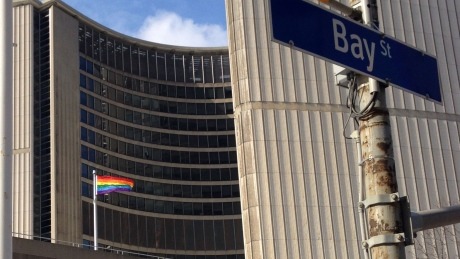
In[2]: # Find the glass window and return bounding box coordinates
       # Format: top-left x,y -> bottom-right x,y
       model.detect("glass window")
155,218 -> 165,248
176,86 -> 185,98
92,30 -> 100,61
191,185 -> 201,198
213,56 -> 223,83
87,130 -> 95,144
222,56 -> 231,82
226,103 -> 233,114
120,212 -> 129,244
224,86 -> 232,99
148,51 -> 157,79
86,60 -> 94,75
80,92 -> 87,107
205,88 -> 214,99
198,168 -> 209,181
138,215 -> 147,247
115,41 -> 123,70
222,185 -> 231,198
79,56 -> 86,71
202,186 -> 211,198
175,55 -> 184,82
214,220 -> 225,250
78,25 -> 86,54
224,220 -> 236,250
195,87 -> 205,99
193,56 -> 203,83
80,127 -> 88,141
99,34 -> 107,65
157,53 -> 166,80
197,103 -> 206,115
194,220 -> 205,250
145,199 -> 154,212
201,203 -> 212,216
223,202 -> 233,215
80,74 -> 86,88
184,55 -> 193,83
204,221 -> 215,250
85,27 -> 93,57
81,163 -> 89,178
119,194 -> 128,208
213,203 -> 223,215
234,219 -> 244,249
154,200 -> 165,213
169,201 -> 180,214
107,37 -> 115,68
183,203 -> 192,215
87,113 -> 94,127
203,56 -> 213,83
139,48 -> 148,77
123,44 -> 131,73
186,87 -> 195,99
166,53 -> 175,81
209,151 -> 220,164
146,217 -> 156,247
81,145 -> 88,159
184,220 -> 195,250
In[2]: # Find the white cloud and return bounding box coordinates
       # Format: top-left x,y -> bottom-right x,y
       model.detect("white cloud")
135,11 -> 228,47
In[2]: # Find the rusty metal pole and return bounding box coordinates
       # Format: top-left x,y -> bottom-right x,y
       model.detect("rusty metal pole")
357,76 -> 405,258
351,0 -> 406,258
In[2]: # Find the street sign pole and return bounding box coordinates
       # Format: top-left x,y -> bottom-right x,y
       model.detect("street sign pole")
0,1 -> 13,259
353,0 -> 406,258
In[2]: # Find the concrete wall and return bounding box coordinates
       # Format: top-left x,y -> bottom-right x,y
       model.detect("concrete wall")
12,3 -> 35,239
48,5 -> 82,243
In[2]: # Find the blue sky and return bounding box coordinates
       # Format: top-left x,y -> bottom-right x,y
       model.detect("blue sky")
61,0 -> 228,47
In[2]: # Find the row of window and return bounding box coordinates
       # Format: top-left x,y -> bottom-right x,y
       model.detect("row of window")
83,173 -> 239,199
82,202 -> 243,251
81,107 -> 235,132
83,186 -> 240,216
79,25 -> 231,83
82,164 -> 239,182
81,140 -> 237,165
130,180 -> 240,199
82,126 -> 235,149
33,9 -> 52,239
80,57 -> 232,99
80,83 -> 233,116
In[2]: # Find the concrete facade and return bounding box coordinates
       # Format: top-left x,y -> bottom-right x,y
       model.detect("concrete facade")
226,0 -> 460,258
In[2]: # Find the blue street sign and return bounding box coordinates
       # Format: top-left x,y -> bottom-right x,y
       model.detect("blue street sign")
270,0 -> 442,102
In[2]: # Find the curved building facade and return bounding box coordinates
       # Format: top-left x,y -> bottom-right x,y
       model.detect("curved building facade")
13,0 -> 243,258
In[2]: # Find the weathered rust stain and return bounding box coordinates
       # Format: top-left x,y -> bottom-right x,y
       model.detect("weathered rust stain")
372,249 -> 390,259
369,218 -> 399,237
377,142 -> 391,153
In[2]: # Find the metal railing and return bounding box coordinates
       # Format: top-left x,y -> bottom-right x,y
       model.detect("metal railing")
12,232 -> 171,259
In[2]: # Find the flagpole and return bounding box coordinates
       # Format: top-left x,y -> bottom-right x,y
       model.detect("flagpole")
93,170 -> 98,250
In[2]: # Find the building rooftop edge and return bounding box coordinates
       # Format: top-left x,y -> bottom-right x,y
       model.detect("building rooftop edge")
13,0 -> 229,54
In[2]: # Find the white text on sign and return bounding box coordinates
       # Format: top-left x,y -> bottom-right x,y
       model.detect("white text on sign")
332,19 -> 392,72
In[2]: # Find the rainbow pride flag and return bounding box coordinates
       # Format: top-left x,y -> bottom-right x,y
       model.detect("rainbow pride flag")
96,175 -> 134,195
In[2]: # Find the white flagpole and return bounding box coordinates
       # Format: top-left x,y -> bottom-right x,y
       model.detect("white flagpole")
0,1 -> 13,259
93,170 -> 98,250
